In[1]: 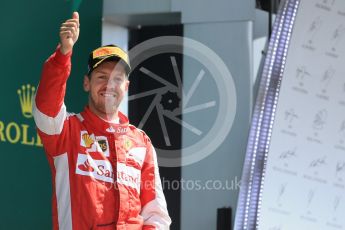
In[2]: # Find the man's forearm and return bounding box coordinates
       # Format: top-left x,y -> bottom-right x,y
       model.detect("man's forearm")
34,46 -> 72,118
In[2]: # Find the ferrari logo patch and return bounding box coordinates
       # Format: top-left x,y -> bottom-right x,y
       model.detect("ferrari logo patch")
124,138 -> 133,152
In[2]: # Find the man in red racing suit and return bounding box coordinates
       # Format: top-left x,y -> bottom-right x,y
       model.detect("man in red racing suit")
33,12 -> 171,230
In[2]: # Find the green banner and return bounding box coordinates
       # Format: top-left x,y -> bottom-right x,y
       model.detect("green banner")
0,0 -> 102,228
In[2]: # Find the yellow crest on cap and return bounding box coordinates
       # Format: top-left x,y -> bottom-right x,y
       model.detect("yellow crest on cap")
92,47 -> 129,64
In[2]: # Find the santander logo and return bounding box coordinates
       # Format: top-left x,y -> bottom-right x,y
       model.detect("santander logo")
75,154 -> 114,183
75,154 -> 142,192
78,159 -> 95,172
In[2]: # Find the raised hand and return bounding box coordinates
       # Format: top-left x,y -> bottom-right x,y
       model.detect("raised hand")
59,12 -> 80,54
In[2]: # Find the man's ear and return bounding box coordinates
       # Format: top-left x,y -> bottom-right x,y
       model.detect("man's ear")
83,75 -> 90,92
125,80 -> 130,92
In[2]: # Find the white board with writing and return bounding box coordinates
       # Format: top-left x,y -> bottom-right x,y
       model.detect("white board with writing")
258,0 -> 345,229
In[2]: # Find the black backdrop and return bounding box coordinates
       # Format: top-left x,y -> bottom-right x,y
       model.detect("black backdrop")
129,24 -> 183,230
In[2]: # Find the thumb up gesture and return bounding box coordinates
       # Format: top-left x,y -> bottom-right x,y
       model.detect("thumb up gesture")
59,12 -> 80,54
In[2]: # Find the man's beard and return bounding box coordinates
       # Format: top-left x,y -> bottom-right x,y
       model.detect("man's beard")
90,94 -> 119,115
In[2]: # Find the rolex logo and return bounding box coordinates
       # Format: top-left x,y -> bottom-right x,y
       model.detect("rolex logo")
17,84 -> 36,118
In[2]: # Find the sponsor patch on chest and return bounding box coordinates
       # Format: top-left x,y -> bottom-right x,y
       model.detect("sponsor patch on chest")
76,154 -> 114,183
80,131 -> 110,157
75,154 -> 142,192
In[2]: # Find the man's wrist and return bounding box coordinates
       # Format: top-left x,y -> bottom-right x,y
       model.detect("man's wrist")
59,44 -> 72,55
55,44 -> 72,67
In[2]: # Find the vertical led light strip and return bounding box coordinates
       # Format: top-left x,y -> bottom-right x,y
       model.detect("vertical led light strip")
234,0 -> 300,229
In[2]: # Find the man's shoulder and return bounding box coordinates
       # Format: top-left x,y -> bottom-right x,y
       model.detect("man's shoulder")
128,124 -> 147,136
64,112 -> 85,127
128,124 -> 152,144
66,112 -> 81,121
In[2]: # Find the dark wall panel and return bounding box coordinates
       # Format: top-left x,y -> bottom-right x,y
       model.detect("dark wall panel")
129,25 -> 183,230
